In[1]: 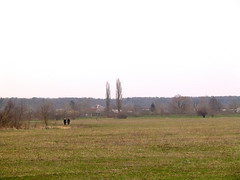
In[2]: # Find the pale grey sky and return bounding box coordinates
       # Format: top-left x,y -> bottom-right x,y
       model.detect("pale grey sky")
0,0 -> 240,98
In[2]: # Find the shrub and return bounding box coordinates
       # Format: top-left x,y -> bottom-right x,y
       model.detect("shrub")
117,113 -> 128,119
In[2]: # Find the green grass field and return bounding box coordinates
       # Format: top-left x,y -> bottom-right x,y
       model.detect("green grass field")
1,116 -> 240,179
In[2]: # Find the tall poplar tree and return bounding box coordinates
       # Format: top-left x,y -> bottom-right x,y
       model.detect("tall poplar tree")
105,82 -> 111,115
116,79 -> 122,113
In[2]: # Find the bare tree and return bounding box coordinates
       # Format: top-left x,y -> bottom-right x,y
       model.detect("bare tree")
40,100 -> 52,128
0,100 -> 26,128
0,100 -> 14,128
155,102 -> 167,115
12,100 -> 27,129
150,103 -> 156,113
196,97 -> 208,118
197,107 -> 208,118
105,82 -> 111,115
208,96 -> 222,116
116,78 -> 122,113
169,95 -> 192,114
0,98 -> 4,109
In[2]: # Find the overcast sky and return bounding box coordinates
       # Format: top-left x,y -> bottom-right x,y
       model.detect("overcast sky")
0,0 -> 240,98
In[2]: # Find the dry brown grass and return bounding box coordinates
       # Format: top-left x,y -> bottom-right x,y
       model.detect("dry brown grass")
1,116 -> 240,179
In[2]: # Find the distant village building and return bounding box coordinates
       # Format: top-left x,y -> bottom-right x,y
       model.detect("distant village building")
236,107 -> 240,113
90,104 -> 105,116
112,109 -> 121,113
95,104 -> 105,113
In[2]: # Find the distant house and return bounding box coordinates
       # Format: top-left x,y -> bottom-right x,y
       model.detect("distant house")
221,108 -> 227,112
91,104 -> 105,115
236,107 -> 240,113
95,104 -> 105,113
112,109 -> 121,113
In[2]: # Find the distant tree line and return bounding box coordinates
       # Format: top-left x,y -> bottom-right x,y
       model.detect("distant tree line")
1,84 -> 240,128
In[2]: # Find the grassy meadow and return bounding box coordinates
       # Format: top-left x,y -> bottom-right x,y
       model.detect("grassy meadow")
1,116 -> 240,179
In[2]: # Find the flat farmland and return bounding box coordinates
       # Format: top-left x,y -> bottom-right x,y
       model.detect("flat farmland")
1,117 -> 240,179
